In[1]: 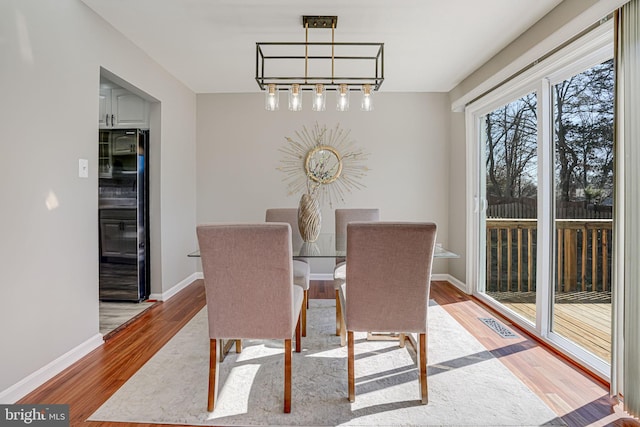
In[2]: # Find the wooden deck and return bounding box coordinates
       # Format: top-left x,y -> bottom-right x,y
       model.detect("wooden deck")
488,291 -> 611,362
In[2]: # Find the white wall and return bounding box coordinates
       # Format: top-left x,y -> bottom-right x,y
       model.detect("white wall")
196,92 -> 452,275
0,0 -> 197,400
447,110 -> 467,283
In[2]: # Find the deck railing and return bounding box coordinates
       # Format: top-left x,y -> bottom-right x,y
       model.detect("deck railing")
485,219 -> 613,293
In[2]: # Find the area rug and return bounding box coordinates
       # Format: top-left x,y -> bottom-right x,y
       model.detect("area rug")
89,300 -> 565,426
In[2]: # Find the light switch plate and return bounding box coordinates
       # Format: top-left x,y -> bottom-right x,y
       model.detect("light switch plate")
78,158 -> 89,178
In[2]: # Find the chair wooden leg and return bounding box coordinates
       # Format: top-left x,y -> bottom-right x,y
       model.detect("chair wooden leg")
295,310 -> 302,353
218,339 -> 224,362
208,339 -> 219,412
302,290 -> 307,337
219,339 -> 240,362
339,309 -> 346,347
336,289 -> 341,336
284,339 -> 292,413
399,333 -> 406,348
347,331 -> 355,402
419,333 -> 428,404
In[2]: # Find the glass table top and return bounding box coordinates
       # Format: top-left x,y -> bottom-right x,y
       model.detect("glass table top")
188,233 -> 459,259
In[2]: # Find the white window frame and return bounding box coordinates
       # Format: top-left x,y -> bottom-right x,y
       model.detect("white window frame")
464,21 -> 615,381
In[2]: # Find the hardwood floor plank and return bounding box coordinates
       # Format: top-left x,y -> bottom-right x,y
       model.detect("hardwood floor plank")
309,279 -> 335,299
16,279 -> 639,427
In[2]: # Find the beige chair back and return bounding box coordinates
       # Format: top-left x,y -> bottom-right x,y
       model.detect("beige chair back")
197,223 -> 296,339
266,208 -> 304,250
335,208 -> 380,251
345,222 -> 436,333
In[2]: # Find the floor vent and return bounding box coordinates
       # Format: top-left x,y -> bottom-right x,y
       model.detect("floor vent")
479,317 -> 518,338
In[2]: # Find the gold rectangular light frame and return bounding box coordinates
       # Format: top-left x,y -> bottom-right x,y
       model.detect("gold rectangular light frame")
255,16 -> 384,92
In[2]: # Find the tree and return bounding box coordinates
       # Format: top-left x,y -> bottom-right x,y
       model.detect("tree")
483,58 -> 614,215
553,59 -> 614,205
485,93 -> 538,200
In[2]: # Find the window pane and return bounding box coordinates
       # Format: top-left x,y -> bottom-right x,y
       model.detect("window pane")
481,92 -> 538,325
552,59 -> 614,363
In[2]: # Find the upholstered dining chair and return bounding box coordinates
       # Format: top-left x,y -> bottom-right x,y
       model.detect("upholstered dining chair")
333,208 -> 380,336
196,223 -> 304,413
340,222 -> 436,404
266,208 -> 310,336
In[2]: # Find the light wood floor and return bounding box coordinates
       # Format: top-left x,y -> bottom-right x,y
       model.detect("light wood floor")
18,280 -> 640,427
489,291 -> 612,361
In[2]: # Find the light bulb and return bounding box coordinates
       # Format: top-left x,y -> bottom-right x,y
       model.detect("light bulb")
312,84 -> 326,111
265,84 -> 279,111
288,84 -> 302,111
361,84 -> 374,111
336,84 -> 349,111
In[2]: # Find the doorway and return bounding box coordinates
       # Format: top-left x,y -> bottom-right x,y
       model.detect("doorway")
98,72 -> 155,336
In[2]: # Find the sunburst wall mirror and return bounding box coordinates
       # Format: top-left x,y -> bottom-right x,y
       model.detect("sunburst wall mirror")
305,145 -> 343,185
278,122 -> 369,241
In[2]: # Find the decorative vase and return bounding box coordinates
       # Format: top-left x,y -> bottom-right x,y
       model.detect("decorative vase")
298,193 -> 321,242
299,242 -> 321,257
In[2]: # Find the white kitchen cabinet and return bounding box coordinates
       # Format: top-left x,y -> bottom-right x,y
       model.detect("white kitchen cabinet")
99,88 -> 149,129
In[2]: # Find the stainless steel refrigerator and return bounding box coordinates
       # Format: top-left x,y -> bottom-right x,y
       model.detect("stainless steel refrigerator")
98,129 -> 149,301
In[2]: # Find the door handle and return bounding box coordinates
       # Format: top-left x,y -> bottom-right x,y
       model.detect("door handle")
474,197 -> 488,213
111,114 -> 115,127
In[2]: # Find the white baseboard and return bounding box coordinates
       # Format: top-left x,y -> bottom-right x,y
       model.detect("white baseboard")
0,334 -> 103,404
441,274 -> 469,294
431,273 -> 448,282
310,273 -> 334,281
149,272 -> 202,302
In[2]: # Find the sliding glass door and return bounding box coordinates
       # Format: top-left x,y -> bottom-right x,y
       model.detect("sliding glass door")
480,93 -> 538,325
551,59 -> 614,364
468,25 -> 614,376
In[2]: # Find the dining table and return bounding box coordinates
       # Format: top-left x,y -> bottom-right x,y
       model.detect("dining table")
188,233 -> 459,259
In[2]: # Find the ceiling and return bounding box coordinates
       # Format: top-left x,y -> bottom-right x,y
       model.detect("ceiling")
81,0 -> 564,94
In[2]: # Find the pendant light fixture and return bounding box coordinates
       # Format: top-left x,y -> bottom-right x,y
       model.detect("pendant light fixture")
256,16 -> 383,112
